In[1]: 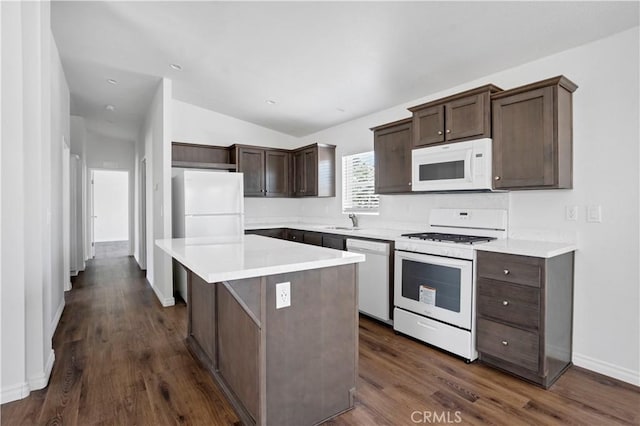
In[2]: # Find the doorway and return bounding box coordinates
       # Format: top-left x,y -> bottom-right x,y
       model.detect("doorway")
90,169 -> 130,258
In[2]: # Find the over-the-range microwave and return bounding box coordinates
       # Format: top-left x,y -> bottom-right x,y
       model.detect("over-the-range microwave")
411,138 -> 492,192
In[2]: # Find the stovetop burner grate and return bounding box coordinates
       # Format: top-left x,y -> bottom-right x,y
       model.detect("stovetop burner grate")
400,232 -> 496,244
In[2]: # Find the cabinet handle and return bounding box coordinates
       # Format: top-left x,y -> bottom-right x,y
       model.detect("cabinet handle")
437,131 -> 443,135
408,182 -> 412,186
494,176 -> 501,181
502,300 -> 509,306
503,269 -> 510,275
501,340 -> 509,346
446,129 -> 451,134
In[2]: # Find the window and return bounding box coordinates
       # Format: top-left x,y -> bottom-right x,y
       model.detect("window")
342,151 -> 379,214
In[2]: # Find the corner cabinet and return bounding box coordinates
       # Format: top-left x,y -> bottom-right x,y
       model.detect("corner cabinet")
476,250 -> 574,388
230,146 -> 290,197
292,143 -> 336,197
408,84 -> 502,148
492,76 -> 578,190
371,118 -> 413,194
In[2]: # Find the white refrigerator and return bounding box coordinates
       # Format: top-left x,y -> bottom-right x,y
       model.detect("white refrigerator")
172,169 -> 244,302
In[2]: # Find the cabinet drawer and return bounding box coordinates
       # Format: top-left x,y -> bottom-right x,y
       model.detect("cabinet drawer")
477,279 -> 540,330
477,251 -> 542,287
477,318 -> 539,372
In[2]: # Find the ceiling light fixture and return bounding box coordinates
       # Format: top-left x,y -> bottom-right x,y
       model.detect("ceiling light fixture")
170,63 -> 183,71
105,104 -> 115,112
265,99 -> 277,105
107,78 -> 118,85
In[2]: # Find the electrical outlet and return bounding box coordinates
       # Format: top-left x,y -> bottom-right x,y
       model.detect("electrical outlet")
565,205 -> 578,221
276,282 -> 291,309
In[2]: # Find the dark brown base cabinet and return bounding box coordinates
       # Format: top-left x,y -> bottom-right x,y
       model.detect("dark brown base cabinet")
186,266 -> 358,426
371,118 -> 413,194
476,250 -> 575,388
491,76 -> 578,190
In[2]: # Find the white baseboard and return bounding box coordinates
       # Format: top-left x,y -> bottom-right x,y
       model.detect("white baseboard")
28,349 -> 55,391
51,299 -> 65,339
148,278 -> 175,307
64,280 -> 72,291
0,381 -> 30,404
573,352 -> 640,386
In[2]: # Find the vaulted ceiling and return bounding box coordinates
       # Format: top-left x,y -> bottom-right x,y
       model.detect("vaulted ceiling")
51,1 -> 639,141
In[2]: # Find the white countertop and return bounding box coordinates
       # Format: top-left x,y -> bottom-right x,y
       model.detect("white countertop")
156,234 -> 365,283
245,222 -> 418,241
475,239 -> 577,258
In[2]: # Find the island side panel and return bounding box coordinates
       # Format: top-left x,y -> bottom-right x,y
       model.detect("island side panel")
265,264 -> 358,426
217,283 -> 260,421
189,272 -> 217,369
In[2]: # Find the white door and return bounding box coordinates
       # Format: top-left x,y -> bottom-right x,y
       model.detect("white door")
91,170 -> 129,253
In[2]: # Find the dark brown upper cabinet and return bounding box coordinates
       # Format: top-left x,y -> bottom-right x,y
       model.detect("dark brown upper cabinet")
491,76 -> 577,190
230,146 -> 290,197
292,143 -> 336,197
371,118 -> 413,194
408,84 -> 502,148
171,141 -> 236,170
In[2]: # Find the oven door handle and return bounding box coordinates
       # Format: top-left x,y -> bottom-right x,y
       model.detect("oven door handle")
417,320 -> 438,331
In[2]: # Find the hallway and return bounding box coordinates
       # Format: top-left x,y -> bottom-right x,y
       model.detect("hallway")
0,256 -> 239,425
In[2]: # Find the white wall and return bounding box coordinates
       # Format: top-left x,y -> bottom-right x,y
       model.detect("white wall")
172,99 -> 301,221
1,0 -> 71,403
50,31 -> 70,333
141,79 -> 174,306
294,27 -> 640,385
69,115 -> 86,272
92,170 -> 129,242
70,115 -> 89,263
86,132 -> 135,254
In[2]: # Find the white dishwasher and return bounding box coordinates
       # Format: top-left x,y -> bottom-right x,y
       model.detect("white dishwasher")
346,239 -> 391,323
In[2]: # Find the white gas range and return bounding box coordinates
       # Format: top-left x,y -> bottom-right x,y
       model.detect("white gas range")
393,208 -> 507,362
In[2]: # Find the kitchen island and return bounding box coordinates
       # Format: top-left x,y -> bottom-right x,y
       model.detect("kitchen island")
156,235 -> 365,426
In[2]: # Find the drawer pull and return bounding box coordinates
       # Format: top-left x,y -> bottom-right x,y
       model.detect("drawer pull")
502,300 -> 509,306
502,340 -> 509,346
417,321 -> 437,331
503,269 -> 510,275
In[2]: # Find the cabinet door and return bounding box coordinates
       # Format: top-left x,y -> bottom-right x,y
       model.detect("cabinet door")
412,105 -> 444,147
292,151 -> 305,196
445,93 -> 487,141
303,232 -> 323,246
492,87 -> 555,189
374,121 -> 412,193
238,148 -> 265,196
302,148 -> 318,196
286,229 -> 304,243
322,234 -> 345,250
265,150 -> 290,197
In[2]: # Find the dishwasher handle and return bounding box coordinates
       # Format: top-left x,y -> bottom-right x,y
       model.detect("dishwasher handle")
346,239 -> 390,255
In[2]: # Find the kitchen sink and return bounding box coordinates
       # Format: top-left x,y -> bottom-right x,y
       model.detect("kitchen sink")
322,226 -> 361,231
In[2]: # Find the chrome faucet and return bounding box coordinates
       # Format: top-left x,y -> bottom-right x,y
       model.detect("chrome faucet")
348,213 -> 358,228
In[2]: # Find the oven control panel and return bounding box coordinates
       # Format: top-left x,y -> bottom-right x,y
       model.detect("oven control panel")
395,240 -> 473,260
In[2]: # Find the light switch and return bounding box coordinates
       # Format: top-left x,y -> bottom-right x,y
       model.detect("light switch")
587,205 -> 602,223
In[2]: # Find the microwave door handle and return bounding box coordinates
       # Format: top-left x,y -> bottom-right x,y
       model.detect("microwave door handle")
465,150 -> 473,182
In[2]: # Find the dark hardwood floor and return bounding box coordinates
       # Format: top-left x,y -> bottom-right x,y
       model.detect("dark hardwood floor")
2,256 -> 638,425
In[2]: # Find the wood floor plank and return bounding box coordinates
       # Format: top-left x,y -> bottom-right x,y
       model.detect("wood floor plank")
1,256 -> 638,426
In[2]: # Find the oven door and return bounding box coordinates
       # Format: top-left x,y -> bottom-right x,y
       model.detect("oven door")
394,250 -> 473,330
